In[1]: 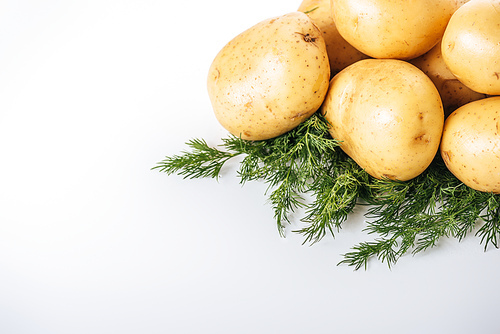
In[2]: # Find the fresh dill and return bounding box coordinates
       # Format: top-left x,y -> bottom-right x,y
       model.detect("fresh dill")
153,112 -> 500,270
154,113 -> 347,236
303,6 -> 320,15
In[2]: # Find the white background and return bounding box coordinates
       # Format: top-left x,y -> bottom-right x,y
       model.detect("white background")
1,0 -> 499,333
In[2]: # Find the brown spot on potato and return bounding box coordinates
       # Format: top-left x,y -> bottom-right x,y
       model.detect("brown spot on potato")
244,101 -> 253,112
213,68 -> 220,83
294,32 -> 318,46
447,42 -> 455,52
414,133 -> 430,143
442,150 -> 453,163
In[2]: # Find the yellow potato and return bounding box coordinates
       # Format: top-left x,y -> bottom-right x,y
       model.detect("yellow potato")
450,0 -> 472,9
298,0 -> 369,75
330,0 -> 457,60
441,0 -> 500,95
207,12 -> 330,141
321,59 -> 444,181
440,97 -> 500,193
410,41 -> 487,117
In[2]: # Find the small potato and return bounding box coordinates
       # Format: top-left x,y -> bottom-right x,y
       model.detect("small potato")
298,0 -> 369,75
441,0 -> 500,95
440,97 -> 500,193
207,12 -> 330,141
410,41 -> 487,116
321,59 -> 444,181
331,0 -> 457,60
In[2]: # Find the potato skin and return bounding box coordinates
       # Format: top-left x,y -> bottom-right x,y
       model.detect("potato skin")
207,12 -> 330,141
440,97 -> 500,193
321,59 -> 444,181
450,0 -> 471,9
410,41 -> 487,117
331,0 -> 456,60
298,0 -> 369,75
441,0 -> 500,95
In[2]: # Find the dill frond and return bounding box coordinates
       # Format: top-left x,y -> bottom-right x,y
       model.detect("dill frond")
152,138 -> 240,180
339,156 -> 500,269
154,112 -> 500,270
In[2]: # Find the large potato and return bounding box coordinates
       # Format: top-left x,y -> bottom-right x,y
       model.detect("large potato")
321,59 -> 444,181
207,12 -> 330,141
441,0 -> 500,95
330,0 -> 457,60
410,41 -> 487,117
440,97 -> 500,193
298,0 -> 369,75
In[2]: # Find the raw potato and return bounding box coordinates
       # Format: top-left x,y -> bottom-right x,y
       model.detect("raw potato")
441,0 -> 500,95
330,0 -> 457,60
410,41 -> 487,116
321,59 -> 444,181
298,0 -> 369,75
440,96 -> 500,193
450,0 -> 472,9
207,12 -> 330,141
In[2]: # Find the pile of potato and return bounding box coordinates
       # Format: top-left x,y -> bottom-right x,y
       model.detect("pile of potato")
206,0 -> 500,193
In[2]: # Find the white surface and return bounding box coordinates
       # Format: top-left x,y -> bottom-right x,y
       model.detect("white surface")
1,1 -> 499,333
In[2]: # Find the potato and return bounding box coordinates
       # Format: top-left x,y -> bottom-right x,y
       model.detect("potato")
440,97 -> 500,193
450,0 -> 472,9
207,12 -> 330,141
410,41 -> 488,117
330,0 -> 457,60
441,0 -> 500,95
298,0 -> 369,75
321,59 -> 444,181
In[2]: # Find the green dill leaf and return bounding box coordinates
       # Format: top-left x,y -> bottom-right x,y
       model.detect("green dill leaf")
152,138 -> 239,180
303,6 -> 319,15
340,156 -> 500,269
155,112 -> 500,270
233,112 -> 344,234
296,152 -> 367,244
476,194 -> 500,251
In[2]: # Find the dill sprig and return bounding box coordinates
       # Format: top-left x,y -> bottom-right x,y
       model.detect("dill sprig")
152,138 -> 239,180
154,112 -> 500,270
339,157 -> 500,270
153,112 -> 361,237
295,150 -> 369,244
